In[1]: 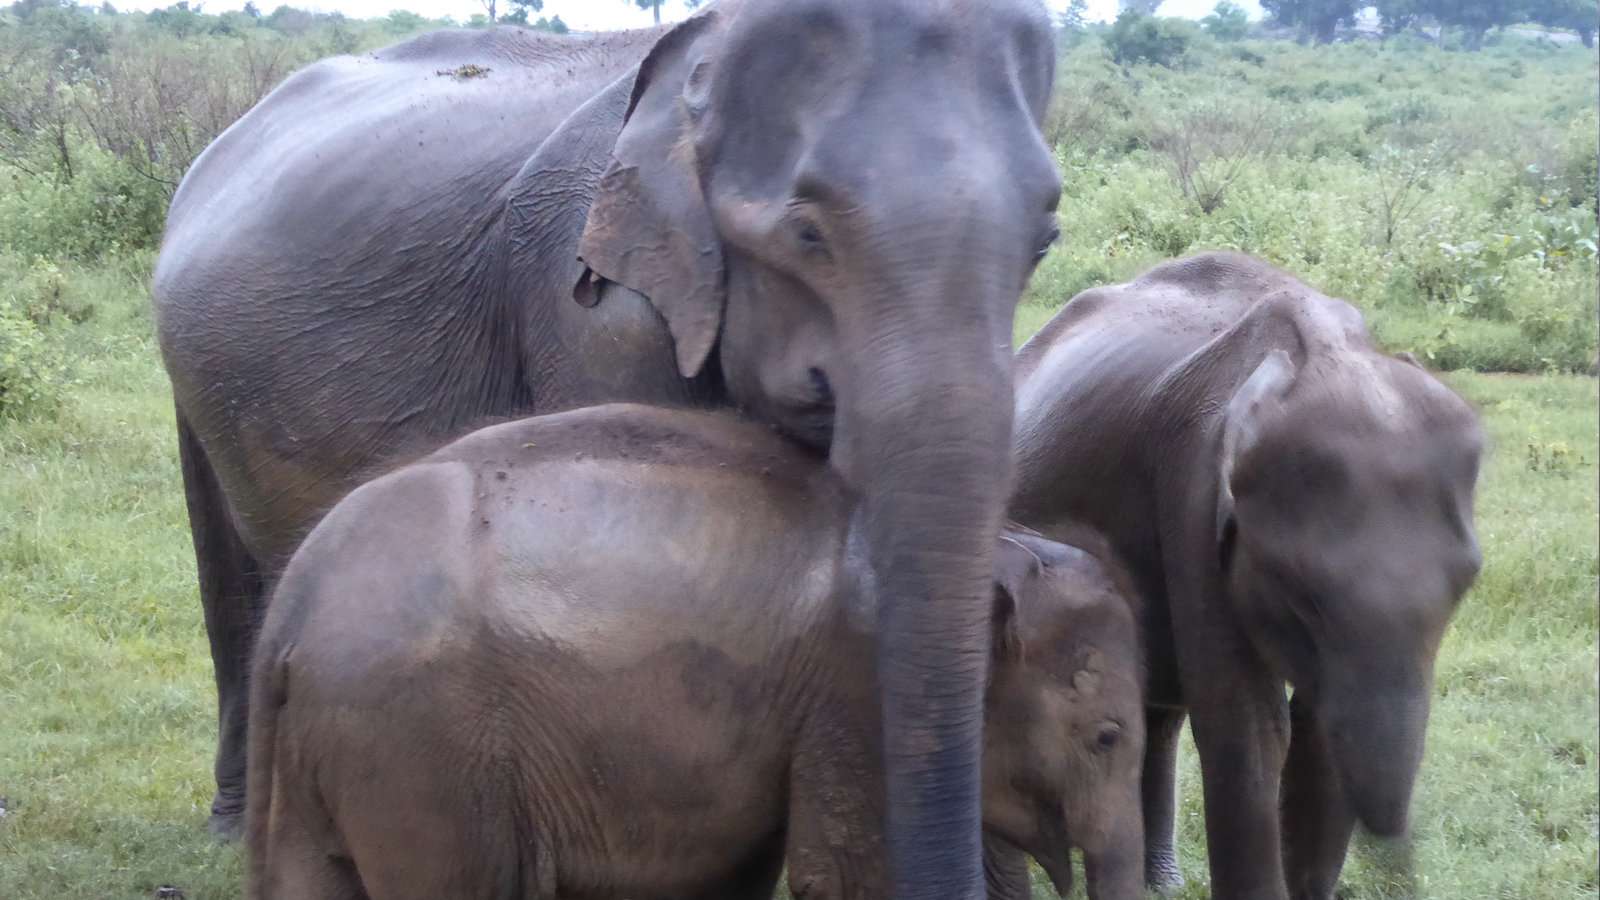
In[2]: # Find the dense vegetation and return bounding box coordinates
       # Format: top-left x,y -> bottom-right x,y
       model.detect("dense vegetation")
1031,18 -> 1598,377
2,1 -> 1596,417
0,5 -> 1595,897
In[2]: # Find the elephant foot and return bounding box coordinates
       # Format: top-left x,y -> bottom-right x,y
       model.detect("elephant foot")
1145,849 -> 1184,895
208,796 -> 245,843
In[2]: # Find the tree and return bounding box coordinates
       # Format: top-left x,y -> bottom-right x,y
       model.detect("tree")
242,0 -> 258,16
1106,10 -> 1194,66
1260,0 -> 1360,43
1201,0 -> 1251,39
628,0 -> 664,25
532,13 -> 567,32
500,0 -> 540,25
1058,0 -> 1089,31
1375,0 -> 1422,35
1418,0 -> 1522,48
1120,0 -> 1164,15
478,0 -> 495,23
264,4 -> 315,35
1527,0 -> 1598,47
385,8 -> 425,32
147,1 -> 205,37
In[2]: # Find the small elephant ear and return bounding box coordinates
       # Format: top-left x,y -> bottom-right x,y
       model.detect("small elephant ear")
1216,349 -> 1296,554
576,11 -> 726,379
992,535 -> 1041,663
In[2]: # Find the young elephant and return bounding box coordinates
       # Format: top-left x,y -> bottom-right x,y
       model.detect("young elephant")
1011,252 -> 1483,899
246,403 -> 1145,900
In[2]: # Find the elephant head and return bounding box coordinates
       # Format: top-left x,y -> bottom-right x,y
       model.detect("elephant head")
983,531 -> 1146,900
577,2 -> 1062,894
1215,349 -> 1484,836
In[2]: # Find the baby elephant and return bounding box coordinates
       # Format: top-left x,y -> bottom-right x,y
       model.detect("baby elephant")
246,403 -> 1144,900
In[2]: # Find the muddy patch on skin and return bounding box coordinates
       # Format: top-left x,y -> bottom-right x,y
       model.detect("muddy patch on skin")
436,63 -> 491,80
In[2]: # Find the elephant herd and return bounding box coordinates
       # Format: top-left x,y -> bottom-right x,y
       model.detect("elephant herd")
148,2 -> 1484,898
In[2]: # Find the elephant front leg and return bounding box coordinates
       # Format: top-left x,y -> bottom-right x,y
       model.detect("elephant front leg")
1142,705 -> 1188,893
1187,683 -> 1292,899
1281,691 -> 1356,900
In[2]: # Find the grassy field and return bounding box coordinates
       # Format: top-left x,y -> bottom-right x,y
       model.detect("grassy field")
0,266 -> 1594,899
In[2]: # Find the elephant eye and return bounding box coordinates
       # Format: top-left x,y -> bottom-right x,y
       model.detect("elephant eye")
791,216 -> 830,258
1035,220 -> 1061,261
1094,723 -> 1121,753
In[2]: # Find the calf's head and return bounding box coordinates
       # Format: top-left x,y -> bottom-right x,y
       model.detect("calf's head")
1216,349 -> 1483,835
982,530 -> 1145,900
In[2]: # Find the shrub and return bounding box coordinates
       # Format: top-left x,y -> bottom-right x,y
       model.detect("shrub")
0,148 -> 169,259
0,294 -> 70,418
1557,110 -> 1599,207
1148,97 -> 1287,214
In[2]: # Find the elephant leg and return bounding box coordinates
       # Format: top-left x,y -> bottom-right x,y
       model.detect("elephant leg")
690,843 -> 785,900
1142,705 -> 1187,893
784,734 -> 887,899
1185,679 -> 1291,899
254,804 -> 369,900
1281,691 -> 1356,900
175,410 -> 265,841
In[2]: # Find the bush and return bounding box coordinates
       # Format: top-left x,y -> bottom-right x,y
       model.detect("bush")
0,283 -> 70,418
1556,110 -> 1599,207
0,148 -> 169,260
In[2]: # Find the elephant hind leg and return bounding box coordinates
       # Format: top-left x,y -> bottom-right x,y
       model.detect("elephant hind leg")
175,408 -> 266,841
1143,705 -> 1188,893
253,800 -> 369,900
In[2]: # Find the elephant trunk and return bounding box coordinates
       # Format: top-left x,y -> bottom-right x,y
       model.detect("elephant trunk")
831,254 -> 1018,900
1321,660 -> 1433,837
1081,787 -> 1146,900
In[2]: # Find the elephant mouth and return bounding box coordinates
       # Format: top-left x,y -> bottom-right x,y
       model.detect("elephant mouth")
773,398 -> 836,450
1024,818 -> 1078,898
1037,850 -> 1075,897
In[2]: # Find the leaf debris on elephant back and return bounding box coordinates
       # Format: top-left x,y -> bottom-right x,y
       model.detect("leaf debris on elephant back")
436,64 -> 492,80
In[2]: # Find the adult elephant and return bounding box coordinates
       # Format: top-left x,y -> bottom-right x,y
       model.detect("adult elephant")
1009,253 -> 1484,899
151,2 -> 1063,896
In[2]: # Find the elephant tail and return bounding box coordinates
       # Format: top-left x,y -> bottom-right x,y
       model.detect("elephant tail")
244,639 -> 292,900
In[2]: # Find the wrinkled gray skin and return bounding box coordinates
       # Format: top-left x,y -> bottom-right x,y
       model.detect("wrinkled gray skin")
151,1 -> 1062,884
1010,253 -> 1483,900
246,404 -> 1144,900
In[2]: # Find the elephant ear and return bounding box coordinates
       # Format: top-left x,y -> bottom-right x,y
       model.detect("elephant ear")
1395,350 -> 1424,369
1216,349 -> 1296,561
992,534 -> 1042,663
576,11 -> 725,379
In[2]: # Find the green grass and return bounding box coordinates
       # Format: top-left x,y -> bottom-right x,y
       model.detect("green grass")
2,267 -> 1595,899
0,266 -> 243,898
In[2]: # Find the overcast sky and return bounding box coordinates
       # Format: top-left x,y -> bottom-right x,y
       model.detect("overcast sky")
113,0 -> 1265,31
